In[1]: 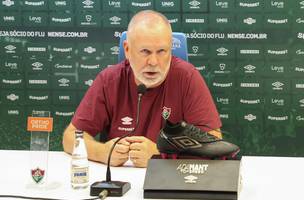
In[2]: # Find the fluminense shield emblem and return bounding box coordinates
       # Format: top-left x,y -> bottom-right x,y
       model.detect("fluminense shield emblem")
162,107 -> 171,120
31,167 -> 45,183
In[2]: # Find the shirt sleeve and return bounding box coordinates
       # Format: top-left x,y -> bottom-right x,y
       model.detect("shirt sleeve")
71,73 -> 110,137
182,69 -> 222,132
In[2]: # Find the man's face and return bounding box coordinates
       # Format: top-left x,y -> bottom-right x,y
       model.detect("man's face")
124,28 -> 172,88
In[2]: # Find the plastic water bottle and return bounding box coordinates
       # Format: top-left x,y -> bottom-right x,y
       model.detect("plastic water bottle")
71,130 -> 89,189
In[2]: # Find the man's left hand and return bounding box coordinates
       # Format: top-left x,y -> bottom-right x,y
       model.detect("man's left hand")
125,136 -> 159,168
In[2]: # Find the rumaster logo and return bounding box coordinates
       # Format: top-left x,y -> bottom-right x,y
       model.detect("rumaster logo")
121,116 -> 133,125
29,95 -> 48,100
7,93 -> 19,101
51,17 -> 72,23
58,78 -> 70,86
32,62 -> 43,70
80,64 -> 99,69
267,18 -> 288,24
267,49 -> 288,55
244,114 -> 256,121
82,0 -> 94,8
110,46 -> 119,55
2,0 -> 15,7
4,45 -> 17,53
110,16 -> 121,25
216,1 -> 228,9
189,0 -> 200,9
85,79 -> 93,86
24,1 -> 45,6
271,1 -> 284,9
131,2 -> 152,7
240,98 -> 260,105
84,46 -> 96,54
109,1 -> 121,8
267,115 -> 288,121
53,47 -> 73,53
3,79 -> 22,84
239,2 -> 259,7
244,64 -> 256,73
243,17 -> 256,25
172,37 -> 181,49
272,81 -> 284,90
55,111 -> 74,116
212,82 -> 233,87
216,47 -> 228,56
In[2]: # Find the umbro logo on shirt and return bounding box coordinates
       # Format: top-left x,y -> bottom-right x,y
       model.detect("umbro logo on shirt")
121,116 -> 133,125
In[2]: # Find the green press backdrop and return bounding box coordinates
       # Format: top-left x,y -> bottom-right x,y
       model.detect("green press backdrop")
0,0 -> 303,156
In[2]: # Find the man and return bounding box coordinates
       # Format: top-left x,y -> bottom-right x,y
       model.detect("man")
63,10 -> 222,168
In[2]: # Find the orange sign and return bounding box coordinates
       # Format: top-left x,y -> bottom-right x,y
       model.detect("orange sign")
27,117 -> 53,132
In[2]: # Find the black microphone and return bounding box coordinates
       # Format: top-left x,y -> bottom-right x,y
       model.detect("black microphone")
90,84 -> 147,198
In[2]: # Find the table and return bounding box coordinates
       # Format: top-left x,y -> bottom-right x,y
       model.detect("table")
1,150 -> 304,200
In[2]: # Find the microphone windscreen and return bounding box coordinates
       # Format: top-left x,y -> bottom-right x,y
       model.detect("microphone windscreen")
137,84 -> 147,95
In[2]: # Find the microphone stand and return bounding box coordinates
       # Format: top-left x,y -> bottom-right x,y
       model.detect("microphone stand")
90,84 -> 147,198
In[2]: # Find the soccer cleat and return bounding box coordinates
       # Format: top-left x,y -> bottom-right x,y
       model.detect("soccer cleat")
157,120 -> 240,159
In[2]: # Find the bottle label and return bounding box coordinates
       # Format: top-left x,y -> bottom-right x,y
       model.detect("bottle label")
71,166 -> 89,184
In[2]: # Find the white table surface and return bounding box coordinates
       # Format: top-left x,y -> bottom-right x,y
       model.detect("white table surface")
1,150 -> 304,200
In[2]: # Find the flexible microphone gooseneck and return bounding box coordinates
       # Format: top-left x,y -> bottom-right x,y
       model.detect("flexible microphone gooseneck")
90,84 -> 147,198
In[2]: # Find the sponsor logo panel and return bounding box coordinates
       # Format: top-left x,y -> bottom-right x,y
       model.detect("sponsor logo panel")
49,0 -> 73,11
129,0 -> 153,12
103,0 -> 128,11
265,94 -> 290,108
210,60 -> 234,76
103,13 -> 128,28
0,12 -> 21,26
155,0 -> 180,12
22,0 -> 48,11
49,12 -> 74,27
237,61 -> 263,76
210,0 -> 234,12
182,0 -> 208,12
77,12 -> 101,27
26,90 -> 51,105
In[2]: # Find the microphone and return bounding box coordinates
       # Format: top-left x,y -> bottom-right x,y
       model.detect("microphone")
90,84 -> 147,198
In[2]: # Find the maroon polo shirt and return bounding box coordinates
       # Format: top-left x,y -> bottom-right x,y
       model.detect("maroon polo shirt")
72,56 -> 221,142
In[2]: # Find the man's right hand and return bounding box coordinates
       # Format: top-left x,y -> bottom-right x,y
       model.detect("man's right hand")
103,138 -> 130,167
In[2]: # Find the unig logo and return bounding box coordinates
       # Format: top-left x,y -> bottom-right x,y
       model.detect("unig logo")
243,17 -> 256,25
189,0 -> 200,8
110,16 -> 121,25
172,37 -> 181,49
272,81 -> 284,90
2,0 -> 15,7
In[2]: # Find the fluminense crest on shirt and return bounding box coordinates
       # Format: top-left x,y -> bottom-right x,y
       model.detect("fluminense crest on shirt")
162,106 -> 171,120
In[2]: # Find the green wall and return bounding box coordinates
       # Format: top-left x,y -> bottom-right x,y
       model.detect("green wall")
0,0 -> 303,156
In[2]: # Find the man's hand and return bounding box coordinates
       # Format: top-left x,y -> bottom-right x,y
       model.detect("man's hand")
103,138 -> 130,167
125,136 -> 159,168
